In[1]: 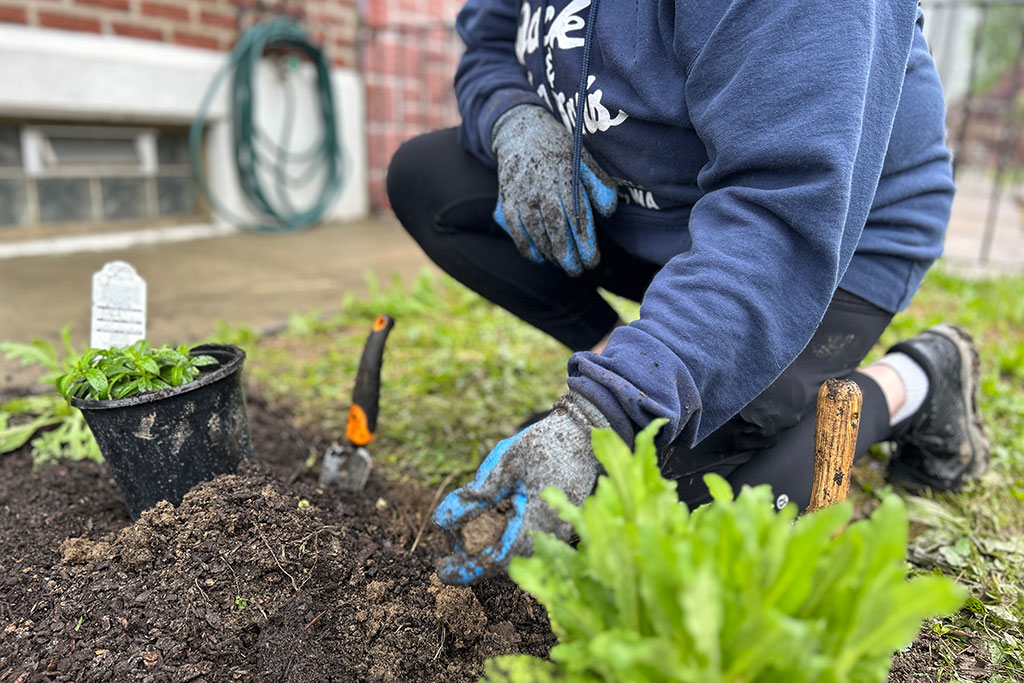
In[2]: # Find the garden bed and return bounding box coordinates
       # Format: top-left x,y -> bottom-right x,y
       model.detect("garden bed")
0,389 -> 1003,681
0,396 -> 554,682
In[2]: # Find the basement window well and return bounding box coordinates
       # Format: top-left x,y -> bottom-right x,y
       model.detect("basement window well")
0,123 -> 203,233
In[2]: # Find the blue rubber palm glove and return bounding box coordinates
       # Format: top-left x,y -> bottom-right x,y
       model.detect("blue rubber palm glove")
490,105 -> 618,276
433,392 -> 610,585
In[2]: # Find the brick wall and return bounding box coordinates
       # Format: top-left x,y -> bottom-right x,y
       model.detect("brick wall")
0,0 -> 465,213
361,0 -> 464,210
0,0 -> 359,67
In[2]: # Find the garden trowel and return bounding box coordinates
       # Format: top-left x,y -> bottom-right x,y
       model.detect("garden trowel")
319,314 -> 395,490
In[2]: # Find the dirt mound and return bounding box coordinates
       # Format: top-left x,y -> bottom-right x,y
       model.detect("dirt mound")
0,398 -> 553,682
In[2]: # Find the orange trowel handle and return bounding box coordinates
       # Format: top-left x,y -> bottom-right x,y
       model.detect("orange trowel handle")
346,314 -> 395,447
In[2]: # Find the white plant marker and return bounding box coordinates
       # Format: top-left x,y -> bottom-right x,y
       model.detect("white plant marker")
91,261 -> 147,349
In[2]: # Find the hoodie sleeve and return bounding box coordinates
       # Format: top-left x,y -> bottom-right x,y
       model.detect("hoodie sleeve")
454,0 -> 546,167
568,0 -> 920,447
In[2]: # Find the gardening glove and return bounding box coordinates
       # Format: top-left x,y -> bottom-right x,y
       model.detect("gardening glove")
491,105 -> 618,276
433,391 -> 609,585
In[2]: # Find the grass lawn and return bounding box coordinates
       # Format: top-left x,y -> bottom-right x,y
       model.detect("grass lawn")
221,265 -> 1024,681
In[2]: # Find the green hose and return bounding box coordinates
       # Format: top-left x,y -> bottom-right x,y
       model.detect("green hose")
189,18 -> 346,233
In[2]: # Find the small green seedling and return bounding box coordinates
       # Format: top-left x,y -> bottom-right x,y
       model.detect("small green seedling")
56,341 -> 216,402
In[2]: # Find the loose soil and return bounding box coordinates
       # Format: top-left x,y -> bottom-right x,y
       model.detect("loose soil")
0,395 -> 553,682
0,394 -> 992,682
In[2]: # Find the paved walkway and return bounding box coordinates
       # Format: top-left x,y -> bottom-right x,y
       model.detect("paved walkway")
942,168 -> 1024,274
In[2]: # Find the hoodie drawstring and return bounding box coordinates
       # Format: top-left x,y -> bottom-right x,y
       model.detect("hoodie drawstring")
570,0 -> 600,228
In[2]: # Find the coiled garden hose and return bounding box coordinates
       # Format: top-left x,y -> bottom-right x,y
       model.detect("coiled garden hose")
189,18 -> 345,232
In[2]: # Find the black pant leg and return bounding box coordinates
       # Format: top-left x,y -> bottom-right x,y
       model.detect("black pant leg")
665,289 -> 894,509
387,128 -> 659,350
722,370 -> 892,510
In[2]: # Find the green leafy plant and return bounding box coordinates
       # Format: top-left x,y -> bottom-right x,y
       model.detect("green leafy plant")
0,326 -> 102,465
0,324 -> 79,386
484,421 -> 968,683
56,341 -> 216,402
0,394 -> 101,465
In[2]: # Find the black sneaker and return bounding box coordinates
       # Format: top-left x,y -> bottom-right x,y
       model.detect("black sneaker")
886,324 -> 989,492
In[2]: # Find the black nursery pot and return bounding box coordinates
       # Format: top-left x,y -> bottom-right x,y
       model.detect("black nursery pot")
73,344 -> 252,520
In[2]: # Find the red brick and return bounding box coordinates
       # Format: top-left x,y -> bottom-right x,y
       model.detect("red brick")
426,73 -> 449,105
112,21 -> 163,41
380,43 -> 400,75
365,0 -> 387,27
39,11 -> 102,33
368,139 -> 390,171
0,5 -> 27,24
174,30 -> 219,50
369,182 -> 389,212
76,0 -> 130,10
425,109 -> 443,130
141,1 -> 189,21
200,9 -> 236,29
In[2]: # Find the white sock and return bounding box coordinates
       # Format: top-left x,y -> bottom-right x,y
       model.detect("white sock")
874,352 -> 930,426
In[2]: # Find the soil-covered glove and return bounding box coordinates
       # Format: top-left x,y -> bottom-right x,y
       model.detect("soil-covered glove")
491,105 -> 618,276
432,391 -> 610,585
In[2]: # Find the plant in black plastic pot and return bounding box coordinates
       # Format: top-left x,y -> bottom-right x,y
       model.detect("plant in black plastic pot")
57,340 -> 252,520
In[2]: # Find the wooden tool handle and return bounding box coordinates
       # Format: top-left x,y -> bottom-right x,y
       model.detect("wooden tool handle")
808,378 -> 863,513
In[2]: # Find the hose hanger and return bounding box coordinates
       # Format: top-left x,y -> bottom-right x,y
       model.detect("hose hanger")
189,18 -> 347,233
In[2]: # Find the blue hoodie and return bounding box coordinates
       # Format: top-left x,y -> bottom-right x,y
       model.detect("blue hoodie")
454,0 -> 955,448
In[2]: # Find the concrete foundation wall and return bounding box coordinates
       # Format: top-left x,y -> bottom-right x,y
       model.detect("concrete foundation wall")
0,22 -> 368,228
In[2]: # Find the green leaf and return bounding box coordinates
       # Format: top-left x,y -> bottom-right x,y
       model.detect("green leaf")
0,338 -> 59,372
114,379 -> 144,399
703,473 -> 734,503
0,414 -> 60,454
83,368 -> 109,396
482,655 -> 560,683
138,358 -> 160,375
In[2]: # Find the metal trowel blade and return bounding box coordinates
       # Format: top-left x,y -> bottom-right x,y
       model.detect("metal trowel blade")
319,442 -> 372,490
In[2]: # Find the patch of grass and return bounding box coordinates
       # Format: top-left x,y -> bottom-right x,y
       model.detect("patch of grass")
213,270 -> 568,482
858,267 -> 1024,681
